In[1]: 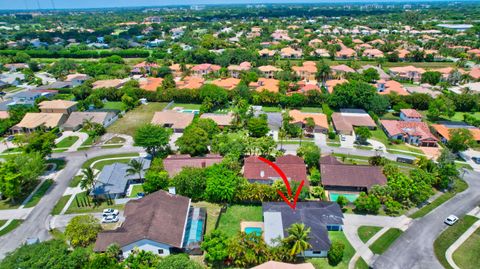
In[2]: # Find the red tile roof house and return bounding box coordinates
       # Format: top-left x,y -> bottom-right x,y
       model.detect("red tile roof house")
131,61 -> 160,76
94,190 -> 206,258
380,120 -> 438,147
320,155 -> 387,194
330,64 -> 355,79
163,154 -> 223,177
399,109 -> 423,122
227,61 -> 251,78
191,63 -> 221,77
389,66 -> 426,82
243,155 -> 308,185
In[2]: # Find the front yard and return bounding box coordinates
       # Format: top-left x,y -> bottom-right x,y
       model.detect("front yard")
452,224 -> 480,269
369,228 -> 403,254
216,204 -> 263,237
358,226 -> 382,243
55,136 -> 79,149
370,129 -> 425,155
64,191 -> 124,214
434,215 -> 479,269
106,102 -> 167,136
308,231 -> 355,269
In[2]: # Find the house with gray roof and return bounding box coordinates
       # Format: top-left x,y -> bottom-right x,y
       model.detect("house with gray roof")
91,157 -> 151,199
262,202 -> 344,258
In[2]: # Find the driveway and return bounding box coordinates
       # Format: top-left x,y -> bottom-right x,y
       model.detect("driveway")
0,146 -> 145,259
368,139 -> 386,153
373,170 -> 480,269
50,212 -> 125,230
314,133 -> 327,146
340,134 -> 355,148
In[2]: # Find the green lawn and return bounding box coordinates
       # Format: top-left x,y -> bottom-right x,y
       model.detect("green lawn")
0,220 -> 5,227
171,103 -> 201,110
92,158 -> 133,170
101,144 -> 124,149
129,184 -> 144,198
262,106 -> 282,113
46,159 -> 67,171
0,181 -> 40,210
51,195 -> 72,215
192,202 -> 222,234
105,136 -> 126,144
65,191 -> 124,214
107,102 -> 167,136
55,136 -> 79,148
0,220 -> 23,236
369,228 -> 403,254
434,215 -> 479,269
24,179 -> 54,208
301,107 -> 323,113
358,226 -> 383,243
446,112 -> 480,122
410,179 -> 468,219
81,153 -> 140,169
69,175 -> 83,188
452,225 -> 480,269
216,205 -> 263,237
308,231 -> 356,269
355,257 -> 369,269
104,101 -> 126,111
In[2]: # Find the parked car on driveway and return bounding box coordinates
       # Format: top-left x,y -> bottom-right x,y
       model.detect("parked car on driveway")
102,215 -> 119,223
444,215 -> 459,226
102,208 -> 119,217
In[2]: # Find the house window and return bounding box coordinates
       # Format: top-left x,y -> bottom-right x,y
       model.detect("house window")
157,249 -> 164,254
313,251 -> 322,254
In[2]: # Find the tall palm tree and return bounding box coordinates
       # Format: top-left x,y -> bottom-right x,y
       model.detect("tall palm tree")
278,128 -> 286,150
316,62 -> 331,87
127,159 -> 144,181
284,223 -> 312,258
80,167 -> 97,194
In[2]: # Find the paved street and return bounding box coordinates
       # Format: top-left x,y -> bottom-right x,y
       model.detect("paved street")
0,145 -> 145,259
373,170 -> 480,269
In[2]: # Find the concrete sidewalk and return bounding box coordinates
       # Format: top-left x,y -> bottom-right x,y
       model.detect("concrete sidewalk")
0,208 -> 33,220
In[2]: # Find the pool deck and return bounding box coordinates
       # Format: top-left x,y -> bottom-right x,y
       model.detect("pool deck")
240,221 -> 264,233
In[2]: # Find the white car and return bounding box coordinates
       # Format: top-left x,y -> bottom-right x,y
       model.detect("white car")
102,215 -> 119,223
102,208 -> 119,217
341,136 -> 346,141
444,215 -> 459,226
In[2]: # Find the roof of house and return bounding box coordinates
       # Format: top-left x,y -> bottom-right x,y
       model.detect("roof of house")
325,79 -> 348,93
377,80 -> 409,96
249,78 -> 280,93
65,73 -> 90,82
289,110 -> 328,129
400,109 -> 423,118
191,63 -> 221,72
210,78 -> 240,90
320,155 -> 387,189
14,112 -> 64,129
151,110 -> 194,129
258,65 -> 282,72
332,111 -> 376,132
252,261 -> 315,269
163,154 -> 223,177
336,47 -> 356,57
91,157 -> 151,196
94,190 -> 190,252
389,65 -> 426,74
63,111 -> 113,129
263,202 -> 343,251
200,113 -> 233,126
331,64 -> 355,73
469,68 -> 480,79
92,79 -> 128,89
380,120 -> 437,141
35,81 -> 73,90
38,100 -> 77,110
431,124 -> 480,141
243,155 -> 307,183
139,77 -> 163,92
176,76 -> 205,89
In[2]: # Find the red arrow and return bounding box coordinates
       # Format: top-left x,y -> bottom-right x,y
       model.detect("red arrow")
258,156 -> 305,210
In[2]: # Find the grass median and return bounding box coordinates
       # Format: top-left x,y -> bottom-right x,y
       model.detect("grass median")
370,228 -> 403,254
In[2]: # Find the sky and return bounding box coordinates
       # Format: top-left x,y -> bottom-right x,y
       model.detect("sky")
0,0 -> 468,11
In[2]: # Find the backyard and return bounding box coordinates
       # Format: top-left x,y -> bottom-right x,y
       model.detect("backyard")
106,102 -> 167,136
191,201 -> 222,234
170,103 -> 201,110
216,204 -> 263,237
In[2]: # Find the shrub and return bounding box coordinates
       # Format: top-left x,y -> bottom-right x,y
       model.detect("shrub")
327,240 -> 345,265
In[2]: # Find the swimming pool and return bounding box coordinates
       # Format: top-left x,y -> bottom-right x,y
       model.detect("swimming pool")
245,227 -> 262,236
329,192 -> 359,202
181,109 -> 200,115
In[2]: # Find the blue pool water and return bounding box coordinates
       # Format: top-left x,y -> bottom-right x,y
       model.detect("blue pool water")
181,109 -> 200,115
330,192 -> 359,202
245,227 -> 262,235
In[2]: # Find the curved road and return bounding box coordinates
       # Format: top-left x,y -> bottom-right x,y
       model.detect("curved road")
0,146 -> 144,259
373,170 -> 480,269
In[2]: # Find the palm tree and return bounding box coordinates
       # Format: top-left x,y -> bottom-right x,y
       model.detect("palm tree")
316,62 -> 331,87
284,223 -> 312,258
127,159 -> 144,182
80,167 -> 97,194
